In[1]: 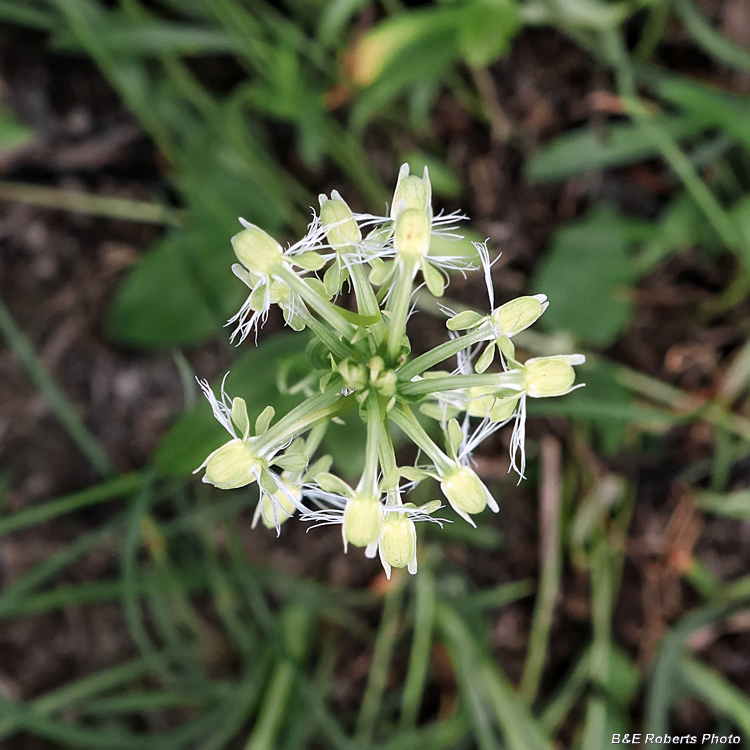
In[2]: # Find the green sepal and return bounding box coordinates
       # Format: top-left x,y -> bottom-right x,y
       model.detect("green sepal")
369,258 -> 394,286
294,252 -> 326,271
497,335 -> 515,361
272,453 -> 308,471
446,310 -> 485,330
283,306 -> 307,331
260,467 -> 279,495
255,405 -> 275,435
420,500 -> 442,514
308,455 -> 333,477
315,472 -> 353,497
231,397 -> 250,439
380,468 -> 401,492
249,283 -> 268,312
446,418 -> 463,458
475,342 -> 495,373
400,466 -> 430,482
422,261 -> 445,297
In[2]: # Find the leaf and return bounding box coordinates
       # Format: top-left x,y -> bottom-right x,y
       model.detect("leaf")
154,333 -> 308,476
106,230 -> 235,347
532,206 -> 636,347
457,0 -> 521,67
526,116 -> 703,184
0,105 -> 33,150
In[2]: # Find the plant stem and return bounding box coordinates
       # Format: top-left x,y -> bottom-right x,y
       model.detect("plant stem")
385,258 -> 418,364
399,372 -> 522,399
399,327 -> 491,380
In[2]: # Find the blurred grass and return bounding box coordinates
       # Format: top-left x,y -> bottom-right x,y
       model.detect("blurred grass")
2,0 -> 750,746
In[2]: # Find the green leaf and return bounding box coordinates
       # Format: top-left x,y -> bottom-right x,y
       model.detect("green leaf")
154,334 -> 308,476
457,0 -> 521,67
0,105 -> 33,150
694,489 -> 750,521
532,206 -> 636,347
526,116 -> 703,184
106,229 -> 240,347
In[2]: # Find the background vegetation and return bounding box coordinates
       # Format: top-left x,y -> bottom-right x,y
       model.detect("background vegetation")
1,0 -> 750,747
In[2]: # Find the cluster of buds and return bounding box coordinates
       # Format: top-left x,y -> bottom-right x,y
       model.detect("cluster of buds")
195,165 -> 584,577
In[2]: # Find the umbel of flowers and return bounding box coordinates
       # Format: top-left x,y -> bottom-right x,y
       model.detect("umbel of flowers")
195,165 -> 584,578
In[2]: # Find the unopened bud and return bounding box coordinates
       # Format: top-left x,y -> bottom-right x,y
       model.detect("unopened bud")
319,194 -> 361,249
391,164 -> 432,219
232,225 -> 283,275
343,495 -> 382,548
491,295 -> 548,337
380,513 -> 416,570
394,208 -> 430,259
203,439 -> 260,490
440,465 -> 498,524
524,356 -> 583,398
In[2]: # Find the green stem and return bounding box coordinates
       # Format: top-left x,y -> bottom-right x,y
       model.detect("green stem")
257,391 -> 355,454
385,258 -> 418,364
295,306 -> 351,360
389,405 -> 451,471
0,294 -> 117,477
399,327 -> 491,380
348,258 -> 385,344
276,265 -> 355,340
399,372 -> 522,399
358,392 -> 383,495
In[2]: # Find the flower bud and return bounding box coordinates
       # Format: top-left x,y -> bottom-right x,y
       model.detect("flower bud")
203,439 -> 260,490
260,480 -> 301,529
440,465 -> 498,524
394,208 -> 430,259
524,356 -> 579,398
490,295 -> 547,337
233,225 -> 283,275
319,194 -> 361,249
391,164 -> 432,219
343,495 -> 382,548
380,513 -> 416,570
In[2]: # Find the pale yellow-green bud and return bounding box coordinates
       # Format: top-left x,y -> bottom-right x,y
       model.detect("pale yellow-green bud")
233,225 -> 283,275
203,439 -> 260,490
524,357 -> 576,398
343,495 -> 382,548
260,481 -> 301,529
391,164 -> 432,219
379,514 -> 416,570
319,194 -> 361,249
440,465 -> 498,525
490,295 -> 547,337
394,208 -> 430,259
338,360 -> 368,392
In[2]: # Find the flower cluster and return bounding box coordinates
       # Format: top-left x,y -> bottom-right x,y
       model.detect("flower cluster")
195,165 -> 584,577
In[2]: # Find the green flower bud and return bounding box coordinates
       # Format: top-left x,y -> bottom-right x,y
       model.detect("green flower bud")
320,194 -> 361,249
440,465 -> 498,525
490,295 -> 547,337
203,439 -> 260,490
260,480 -> 301,529
524,356 -> 580,398
233,225 -> 283,275
380,513 -> 416,570
391,164 -> 432,219
343,495 -> 382,548
394,208 -> 430,260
